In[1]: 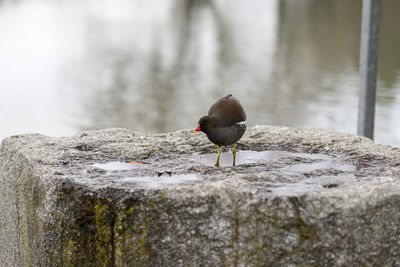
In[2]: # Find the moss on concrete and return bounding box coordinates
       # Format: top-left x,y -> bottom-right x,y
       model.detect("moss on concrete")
64,235 -> 78,266
114,203 -> 151,266
95,201 -> 114,266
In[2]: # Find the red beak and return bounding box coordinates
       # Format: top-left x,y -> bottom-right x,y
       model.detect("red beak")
193,124 -> 200,133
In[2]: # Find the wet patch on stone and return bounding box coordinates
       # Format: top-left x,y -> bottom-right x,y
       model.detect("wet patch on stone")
191,150 -> 357,196
90,161 -> 145,171
270,174 -> 356,196
191,150 -> 355,172
87,149 -> 358,195
119,174 -> 199,189
191,150 -> 308,166
281,158 -> 355,173
76,172 -> 200,190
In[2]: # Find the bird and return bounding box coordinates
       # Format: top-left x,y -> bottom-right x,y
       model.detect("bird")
193,94 -> 246,167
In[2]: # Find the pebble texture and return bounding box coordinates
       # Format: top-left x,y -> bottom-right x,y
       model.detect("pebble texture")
1,126 -> 400,266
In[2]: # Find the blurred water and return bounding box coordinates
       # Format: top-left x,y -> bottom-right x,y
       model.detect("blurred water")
0,0 -> 399,145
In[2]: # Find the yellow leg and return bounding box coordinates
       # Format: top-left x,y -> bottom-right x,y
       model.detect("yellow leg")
215,145 -> 220,167
233,143 -> 237,167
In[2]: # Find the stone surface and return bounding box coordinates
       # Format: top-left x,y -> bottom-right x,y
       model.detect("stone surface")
1,126 -> 400,266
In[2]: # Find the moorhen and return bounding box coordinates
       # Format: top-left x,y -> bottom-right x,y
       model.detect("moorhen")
193,94 -> 246,167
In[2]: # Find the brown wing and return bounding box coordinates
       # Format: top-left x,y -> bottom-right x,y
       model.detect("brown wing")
208,94 -> 246,127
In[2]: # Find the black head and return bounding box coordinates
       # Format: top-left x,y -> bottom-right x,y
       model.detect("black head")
193,115 -> 216,134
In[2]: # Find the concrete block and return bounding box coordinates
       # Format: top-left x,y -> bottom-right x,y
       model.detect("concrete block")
1,126 -> 399,266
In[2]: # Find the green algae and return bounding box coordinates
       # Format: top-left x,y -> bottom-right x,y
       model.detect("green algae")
64,235 -> 78,266
49,188 -> 81,266
95,201 -> 114,266
298,223 -> 316,240
114,203 -> 150,266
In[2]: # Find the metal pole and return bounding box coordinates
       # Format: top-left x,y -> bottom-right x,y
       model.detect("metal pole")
357,0 -> 381,140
